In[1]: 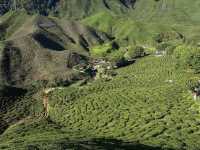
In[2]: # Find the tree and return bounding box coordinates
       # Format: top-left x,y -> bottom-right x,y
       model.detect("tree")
0,0 -> 59,15
124,46 -> 145,60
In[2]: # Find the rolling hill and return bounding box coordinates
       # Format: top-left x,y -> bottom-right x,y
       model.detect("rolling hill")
1,0 -> 200,150
0,11 -> 112,88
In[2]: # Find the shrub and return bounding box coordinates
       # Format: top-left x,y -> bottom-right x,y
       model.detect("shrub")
90,43 -> 113,57
106,49 -> 125,63
187,49 -> 200,73
173,45 -> 196,68
124,46 -> 145,60
174,45 -> 200,73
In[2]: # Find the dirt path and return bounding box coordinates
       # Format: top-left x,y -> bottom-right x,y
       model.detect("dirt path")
42,87 -> 63,117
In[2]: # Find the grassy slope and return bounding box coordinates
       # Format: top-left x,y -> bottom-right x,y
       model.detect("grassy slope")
82,0 -> 200,45
0,11 -> 31,39
58,0 -> 132,19
1,55 -> 200,149
48,56 -> 200,150
0,11 -> 114,88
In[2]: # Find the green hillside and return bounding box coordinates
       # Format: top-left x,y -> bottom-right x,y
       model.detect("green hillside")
1,55 -> 200,149
2,0 -> 200,150
82,0 -> 200,45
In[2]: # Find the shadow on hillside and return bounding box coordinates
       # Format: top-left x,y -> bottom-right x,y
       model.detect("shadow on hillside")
0,117 -> 8,135
0,86 -> 27,111
49,138 -> 173,150
0,86 -> 27,97
0,86 -> 27,134
33,33 -> 65,51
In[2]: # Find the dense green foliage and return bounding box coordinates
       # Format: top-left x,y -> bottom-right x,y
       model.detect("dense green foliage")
187,49 -> 200,73
1,56 -> 200,149
173,45 -> 200,73
90,42 -> 116,57
0,0 -> 59,15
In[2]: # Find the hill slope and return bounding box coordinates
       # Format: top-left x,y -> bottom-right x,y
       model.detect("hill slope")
83,0 -> 200,44
1,56 -> 200,149
0,12 -> 112,88
1,0 -> 200,23
2,0 -> 200,44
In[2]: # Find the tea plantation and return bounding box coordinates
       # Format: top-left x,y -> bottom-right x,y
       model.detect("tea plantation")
1,55 -> 200,149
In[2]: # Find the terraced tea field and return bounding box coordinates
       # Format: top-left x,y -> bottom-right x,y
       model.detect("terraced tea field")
47,56 -> 200,149
1,56 -> 200,150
